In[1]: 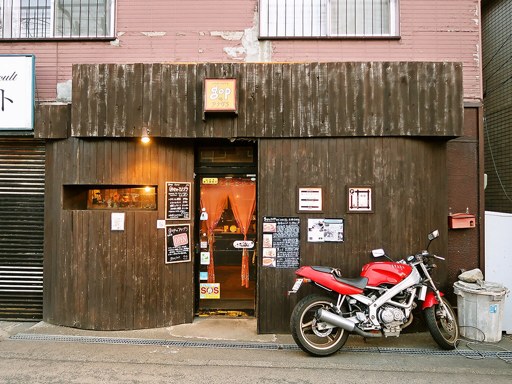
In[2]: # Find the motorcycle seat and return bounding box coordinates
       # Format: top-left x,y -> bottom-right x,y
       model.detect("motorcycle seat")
333,275 -> 369,289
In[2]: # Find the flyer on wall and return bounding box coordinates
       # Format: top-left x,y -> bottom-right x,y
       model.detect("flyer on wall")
307,218 -> 344,243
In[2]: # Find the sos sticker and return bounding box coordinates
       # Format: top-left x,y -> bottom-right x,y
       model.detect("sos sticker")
199,283 -> 220,299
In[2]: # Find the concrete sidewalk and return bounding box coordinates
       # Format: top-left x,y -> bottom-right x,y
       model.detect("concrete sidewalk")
2,317 -> 512,357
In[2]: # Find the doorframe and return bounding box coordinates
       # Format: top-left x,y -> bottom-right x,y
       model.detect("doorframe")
193,141 -> 258,316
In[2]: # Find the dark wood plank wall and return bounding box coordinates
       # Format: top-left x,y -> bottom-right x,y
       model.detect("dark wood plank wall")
34,103 -> 70,139
257,137 -> 448,333
71,62 -> 463,139
44,138 -> 195,330
39,61 -> 467,332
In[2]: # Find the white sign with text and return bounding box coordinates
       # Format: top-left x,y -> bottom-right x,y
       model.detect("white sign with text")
0,55 -> 35,130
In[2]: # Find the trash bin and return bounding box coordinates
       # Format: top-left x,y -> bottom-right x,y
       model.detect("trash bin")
454,281 -> 509,342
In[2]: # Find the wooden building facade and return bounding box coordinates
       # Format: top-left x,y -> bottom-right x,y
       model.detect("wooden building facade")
32,61 -> 476,333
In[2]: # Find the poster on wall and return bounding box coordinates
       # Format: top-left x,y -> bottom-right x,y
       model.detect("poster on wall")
165,182 -> 191,220
0,54 -> 35,130
165,224 -> 191,264
262,217 -> 300,269
307,218 -> 344,242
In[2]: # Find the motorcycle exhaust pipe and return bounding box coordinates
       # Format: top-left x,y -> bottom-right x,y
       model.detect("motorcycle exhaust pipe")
316,308 -> 382,338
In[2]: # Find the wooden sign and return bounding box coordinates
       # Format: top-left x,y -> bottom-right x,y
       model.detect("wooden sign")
165,182 -> 191,220
204,78 -> 237,113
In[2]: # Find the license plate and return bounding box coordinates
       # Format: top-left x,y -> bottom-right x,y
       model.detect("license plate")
288,278 -> 303,295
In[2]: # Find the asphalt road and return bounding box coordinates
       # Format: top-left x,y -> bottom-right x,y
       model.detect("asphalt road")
0,337 -> 511,384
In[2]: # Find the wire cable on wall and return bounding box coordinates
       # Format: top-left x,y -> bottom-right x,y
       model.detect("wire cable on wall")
484,117 -> 512,204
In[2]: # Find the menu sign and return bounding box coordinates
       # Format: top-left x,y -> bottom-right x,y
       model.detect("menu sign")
165,224 -> 191,264
165,182 -> 191,220
262,217 -> 300,269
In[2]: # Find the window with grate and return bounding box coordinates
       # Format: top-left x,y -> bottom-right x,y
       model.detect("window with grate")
0,0 -> 115,39
259,0 -> 399,38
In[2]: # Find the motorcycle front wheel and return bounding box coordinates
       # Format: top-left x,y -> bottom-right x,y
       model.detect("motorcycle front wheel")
424,297 -> 459,350
290,294 -> 349,357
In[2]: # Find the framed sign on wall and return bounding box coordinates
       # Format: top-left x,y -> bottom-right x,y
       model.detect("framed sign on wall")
347,186 -> 373,213
203,78 -> 237,113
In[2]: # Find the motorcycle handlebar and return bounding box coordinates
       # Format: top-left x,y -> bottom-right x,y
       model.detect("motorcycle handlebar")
414,252 -> 445,262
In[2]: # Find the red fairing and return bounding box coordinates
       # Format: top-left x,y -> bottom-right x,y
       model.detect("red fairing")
295,266 -> 364,295
422,291 -> 443,309
360,262 -> 413,286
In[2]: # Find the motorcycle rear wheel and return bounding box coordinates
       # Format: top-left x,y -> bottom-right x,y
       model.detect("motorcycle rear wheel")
424,297 -> 459,350
290,294 -> 349,356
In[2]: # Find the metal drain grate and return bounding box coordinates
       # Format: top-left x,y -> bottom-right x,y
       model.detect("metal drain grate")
9,333 -> 512,360
10,333 -> 297,350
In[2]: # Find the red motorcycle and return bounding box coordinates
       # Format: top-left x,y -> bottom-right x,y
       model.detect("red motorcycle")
289,230 -> 459,356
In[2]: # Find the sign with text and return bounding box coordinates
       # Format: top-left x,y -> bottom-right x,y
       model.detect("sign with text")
298,187 -> 323,212
165,224 -> 191,264
165,182 -> 191,220
199,283 -> 220,299
347,186 -> 373,213
262,217 -> 300,269
204,78 -> 237,113
0,55 -> 35,130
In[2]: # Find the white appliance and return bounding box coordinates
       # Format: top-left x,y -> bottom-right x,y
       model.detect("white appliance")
485,211 -> 512,334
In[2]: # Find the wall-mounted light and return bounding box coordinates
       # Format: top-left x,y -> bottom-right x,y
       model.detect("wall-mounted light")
141,127 -> 151,144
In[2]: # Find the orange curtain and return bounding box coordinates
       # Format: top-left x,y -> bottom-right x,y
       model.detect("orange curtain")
200,184 -> 229,283
226,180 -> 256,288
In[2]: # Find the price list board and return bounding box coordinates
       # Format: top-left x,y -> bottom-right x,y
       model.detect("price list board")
165,182 -> 191,220
262,217 -> 300,269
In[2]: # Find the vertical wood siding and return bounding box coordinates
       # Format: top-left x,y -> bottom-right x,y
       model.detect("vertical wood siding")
257,137 -> 447,333
70,62 -> 463,139
34,104 -> 71,139
44,138 -> 195,330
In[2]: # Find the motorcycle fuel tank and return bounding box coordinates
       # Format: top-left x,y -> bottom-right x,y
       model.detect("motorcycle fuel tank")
360,262 -> 412,286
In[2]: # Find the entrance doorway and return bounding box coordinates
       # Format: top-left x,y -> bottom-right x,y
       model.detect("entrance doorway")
195,144 -> 257,315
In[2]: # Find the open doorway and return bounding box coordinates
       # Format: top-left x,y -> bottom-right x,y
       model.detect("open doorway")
195,144 -> 257,316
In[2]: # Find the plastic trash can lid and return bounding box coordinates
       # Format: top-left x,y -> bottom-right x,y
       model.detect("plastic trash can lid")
454,280 -> 509,296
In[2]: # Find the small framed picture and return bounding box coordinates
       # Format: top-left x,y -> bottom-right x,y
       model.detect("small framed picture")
347,186 -> 373,213
297,186 -> 323,213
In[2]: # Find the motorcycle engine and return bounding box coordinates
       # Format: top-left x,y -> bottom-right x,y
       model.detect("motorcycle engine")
378,305 -> 406,326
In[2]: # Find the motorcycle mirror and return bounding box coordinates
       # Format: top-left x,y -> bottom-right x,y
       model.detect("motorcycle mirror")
428,230 -> 439,241
426,229 -> 440,250
371,249 -> 386,258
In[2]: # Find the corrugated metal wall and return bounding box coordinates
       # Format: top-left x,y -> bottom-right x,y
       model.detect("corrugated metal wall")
0,139 -> 45,320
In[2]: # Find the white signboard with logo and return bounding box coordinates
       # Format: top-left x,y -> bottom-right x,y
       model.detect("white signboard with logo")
0,55 -> 35,130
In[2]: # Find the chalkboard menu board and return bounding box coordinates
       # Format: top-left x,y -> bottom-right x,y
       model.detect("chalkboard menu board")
165,182 -> 191,220
165,224 -> 191,264
262,217 -> 300,269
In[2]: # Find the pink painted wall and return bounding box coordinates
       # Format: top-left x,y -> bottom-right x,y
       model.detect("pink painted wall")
0,0 -> 482,101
